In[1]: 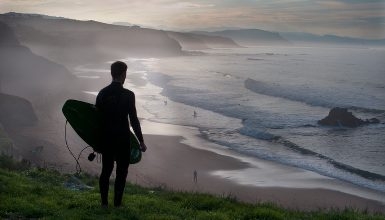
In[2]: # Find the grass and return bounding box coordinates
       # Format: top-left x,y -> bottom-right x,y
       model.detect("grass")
0,155 -> 384,220
0,127 -> 13,155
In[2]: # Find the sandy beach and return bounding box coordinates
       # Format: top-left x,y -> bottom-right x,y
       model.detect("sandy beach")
128,131 -> 385,213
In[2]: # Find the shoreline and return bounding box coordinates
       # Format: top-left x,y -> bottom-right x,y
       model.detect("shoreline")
129,134 -> 385,212
119,55 -> 385,212
124,120 -> 385,213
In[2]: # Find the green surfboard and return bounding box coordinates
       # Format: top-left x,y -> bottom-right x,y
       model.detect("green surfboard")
62,99 -> 142,164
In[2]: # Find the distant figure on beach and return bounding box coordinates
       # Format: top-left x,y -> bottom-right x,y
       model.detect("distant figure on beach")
164,100 -> 167,105
96,61 -> 147,208
193,110 -> 197,118
193,170 -> 198,183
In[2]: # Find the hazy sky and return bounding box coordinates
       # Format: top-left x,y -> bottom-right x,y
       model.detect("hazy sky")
1,0 -> 384,39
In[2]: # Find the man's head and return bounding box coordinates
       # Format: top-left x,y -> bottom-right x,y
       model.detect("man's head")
111,61 -> 127,83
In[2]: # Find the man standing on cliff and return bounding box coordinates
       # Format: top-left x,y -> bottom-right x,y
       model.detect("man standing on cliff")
96,61 -> 147,208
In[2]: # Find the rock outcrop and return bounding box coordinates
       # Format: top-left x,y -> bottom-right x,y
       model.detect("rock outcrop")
0,93 -> 38,128
318,107 -> 380,127
167,31 -> 241,50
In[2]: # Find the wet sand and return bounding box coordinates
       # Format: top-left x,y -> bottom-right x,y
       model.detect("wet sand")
125,133 -> 385,213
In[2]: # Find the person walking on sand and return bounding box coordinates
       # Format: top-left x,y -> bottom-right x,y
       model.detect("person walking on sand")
96,61 -> 147,208
193,170 -> 198,183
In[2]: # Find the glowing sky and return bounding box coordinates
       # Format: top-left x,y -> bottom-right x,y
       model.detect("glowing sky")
1,0 -> 384,39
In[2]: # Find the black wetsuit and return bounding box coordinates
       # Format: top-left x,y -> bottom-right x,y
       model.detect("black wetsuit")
96,81 -> 144,207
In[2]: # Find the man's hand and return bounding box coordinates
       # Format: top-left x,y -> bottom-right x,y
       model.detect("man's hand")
140,142 -> 147,152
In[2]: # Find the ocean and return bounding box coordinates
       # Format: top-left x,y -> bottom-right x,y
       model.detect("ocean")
81,46 -> 385,193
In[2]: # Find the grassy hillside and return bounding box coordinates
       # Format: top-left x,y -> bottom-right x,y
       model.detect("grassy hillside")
0,155 -> 384,220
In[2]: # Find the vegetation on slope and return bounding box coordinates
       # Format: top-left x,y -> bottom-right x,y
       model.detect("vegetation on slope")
0,155 -> 384,220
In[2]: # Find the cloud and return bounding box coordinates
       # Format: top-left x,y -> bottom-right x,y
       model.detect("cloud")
336,0 -> 384,3
0,0 -> 384,38
166,2 -> 215,9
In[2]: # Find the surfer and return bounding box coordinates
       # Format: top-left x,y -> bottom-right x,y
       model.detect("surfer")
96,61 -> 147,208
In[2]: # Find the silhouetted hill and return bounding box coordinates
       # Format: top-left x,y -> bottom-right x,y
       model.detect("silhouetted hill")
0,12 -> 183,66
280,32 -> 385,46
0,93 -> 38,128
0,21 -> 19,46
112,22 -> 137,27
167,31 -> 241,50
193,29 -> 289,46
0,21 -> 79,114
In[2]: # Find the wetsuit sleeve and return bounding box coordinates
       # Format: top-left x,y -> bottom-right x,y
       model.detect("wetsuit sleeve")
95,89 -> 105,109
128,92 -> 144,143
95,92 -> 101,108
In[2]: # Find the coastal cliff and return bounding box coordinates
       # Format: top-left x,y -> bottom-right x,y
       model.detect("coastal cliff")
0,21 -> 79,113
194,29 -> 289,46
0,12 -> 183,66
167,31 -> 241,50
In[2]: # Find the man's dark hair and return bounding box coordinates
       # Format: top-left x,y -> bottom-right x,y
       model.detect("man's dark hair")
111,61 -> 127,79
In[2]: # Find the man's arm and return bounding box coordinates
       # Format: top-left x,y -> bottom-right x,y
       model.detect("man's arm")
95,92 -> 101,108
95,89 -> 105,109
128,92 -> 147,152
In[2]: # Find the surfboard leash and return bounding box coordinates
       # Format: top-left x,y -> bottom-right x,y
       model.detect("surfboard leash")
76,145 -> 91,167
65,120 -> 100,174
64,120 -> 83,174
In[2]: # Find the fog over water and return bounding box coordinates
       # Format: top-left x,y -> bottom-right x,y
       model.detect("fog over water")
120,47 -> 385,193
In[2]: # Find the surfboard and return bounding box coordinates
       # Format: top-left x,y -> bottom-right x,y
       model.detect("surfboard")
62,99 -> 141,164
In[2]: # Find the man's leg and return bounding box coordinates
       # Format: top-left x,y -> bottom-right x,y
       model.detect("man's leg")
114,151 -> 130,207
99,153 -> 114,206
